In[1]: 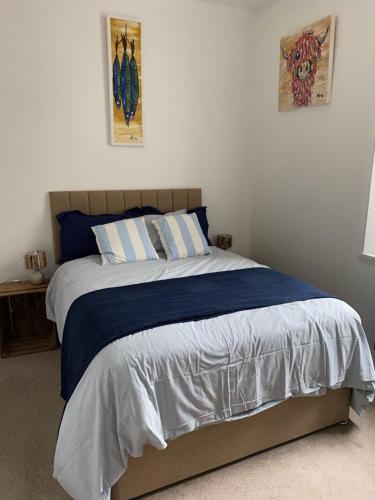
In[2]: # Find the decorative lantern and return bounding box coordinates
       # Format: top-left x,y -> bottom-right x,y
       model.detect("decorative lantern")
23,250 -> 47,285
216,234 -> 233,251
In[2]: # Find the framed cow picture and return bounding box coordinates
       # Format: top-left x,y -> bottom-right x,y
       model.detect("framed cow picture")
278,15 -> 336,112
107,15 -> 143,145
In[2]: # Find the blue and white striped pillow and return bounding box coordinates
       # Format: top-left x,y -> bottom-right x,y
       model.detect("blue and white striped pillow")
152,213 -> 211,261
92,217 -> 159,265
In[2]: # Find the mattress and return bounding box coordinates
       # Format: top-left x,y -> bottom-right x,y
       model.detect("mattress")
47,248 -> 375,500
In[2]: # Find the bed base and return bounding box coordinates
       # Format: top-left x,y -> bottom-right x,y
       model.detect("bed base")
112,388 -> 350,499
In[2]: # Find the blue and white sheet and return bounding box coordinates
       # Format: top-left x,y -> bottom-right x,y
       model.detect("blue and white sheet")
47,248 -> 375,500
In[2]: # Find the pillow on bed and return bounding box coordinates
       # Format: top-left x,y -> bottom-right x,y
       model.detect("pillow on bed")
152,213 -> 211,261
140,206 -> 163,215
143,209 -> 187,252
187,206 -> 212,246
92,217 -> 159,265
57,208 -> 142,264
122,205 -> 212,247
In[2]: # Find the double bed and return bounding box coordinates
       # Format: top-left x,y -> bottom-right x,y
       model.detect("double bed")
48,189 -> 375,500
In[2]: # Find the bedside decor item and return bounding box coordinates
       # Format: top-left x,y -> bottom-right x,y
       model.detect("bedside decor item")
23,250 -> 47,285
107,16 -> 143,146
279,15 -> 336,111
216,234 -> 232,250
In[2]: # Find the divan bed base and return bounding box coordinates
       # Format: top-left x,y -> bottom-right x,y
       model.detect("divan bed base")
112,388 -> 350,499
47,191 -> 352,498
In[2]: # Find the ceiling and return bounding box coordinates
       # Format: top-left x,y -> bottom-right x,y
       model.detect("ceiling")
196,0 -> 280,13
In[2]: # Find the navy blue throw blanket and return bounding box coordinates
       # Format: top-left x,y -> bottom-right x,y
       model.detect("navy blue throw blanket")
61,268 -> 331,402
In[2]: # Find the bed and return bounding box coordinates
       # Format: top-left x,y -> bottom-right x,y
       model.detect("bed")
48,189 -> 375,500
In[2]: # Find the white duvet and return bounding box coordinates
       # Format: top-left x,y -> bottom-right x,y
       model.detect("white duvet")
47,248 -> 375,500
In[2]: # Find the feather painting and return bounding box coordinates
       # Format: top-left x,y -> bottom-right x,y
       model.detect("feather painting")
107,16 -> 143,145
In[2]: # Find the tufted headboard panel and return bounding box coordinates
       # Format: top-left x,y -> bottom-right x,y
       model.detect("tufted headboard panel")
49,189 -> 202,263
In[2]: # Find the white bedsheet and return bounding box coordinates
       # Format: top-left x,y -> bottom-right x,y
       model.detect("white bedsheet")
48,248 -> 375,500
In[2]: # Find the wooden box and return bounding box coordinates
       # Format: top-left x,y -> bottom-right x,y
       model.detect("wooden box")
0,281 -> 58,357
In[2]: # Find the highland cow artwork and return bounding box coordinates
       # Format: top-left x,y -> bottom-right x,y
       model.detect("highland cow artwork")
278,15 -> 336,112
107,16 -> 143,145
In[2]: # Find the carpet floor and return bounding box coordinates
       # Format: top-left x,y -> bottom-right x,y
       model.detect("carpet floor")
0,350 -> 374,500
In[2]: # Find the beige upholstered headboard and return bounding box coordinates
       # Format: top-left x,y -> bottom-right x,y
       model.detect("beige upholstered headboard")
49,189 -> 202,263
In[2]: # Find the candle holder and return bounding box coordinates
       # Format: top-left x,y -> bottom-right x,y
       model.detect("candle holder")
23,250 -> 47,285
216,234 -> 233,251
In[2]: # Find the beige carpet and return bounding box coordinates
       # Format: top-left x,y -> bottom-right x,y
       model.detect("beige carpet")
0,350 -> 374,500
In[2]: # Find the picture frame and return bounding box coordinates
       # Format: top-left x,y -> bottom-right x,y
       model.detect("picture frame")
278,15 -> 336,112
106,15 -> 143,146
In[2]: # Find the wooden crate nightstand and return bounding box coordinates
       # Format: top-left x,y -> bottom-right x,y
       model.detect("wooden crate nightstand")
0,281 -> 58,358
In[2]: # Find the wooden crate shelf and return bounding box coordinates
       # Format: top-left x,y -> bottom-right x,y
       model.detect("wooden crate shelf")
0,280 -> 58,358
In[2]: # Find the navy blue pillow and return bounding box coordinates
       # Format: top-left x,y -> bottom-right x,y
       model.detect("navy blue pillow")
187,206 -> 212,246
57,208 -> 142,264
141,206 -> 163,215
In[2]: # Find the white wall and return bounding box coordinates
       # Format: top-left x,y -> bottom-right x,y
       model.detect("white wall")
251,0 -> 375,355
2,0 -> 373,357
0,0 -> 254,281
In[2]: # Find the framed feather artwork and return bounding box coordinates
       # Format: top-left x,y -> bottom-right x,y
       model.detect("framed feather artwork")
278,15 -> 336,112
107,16 -> 143,145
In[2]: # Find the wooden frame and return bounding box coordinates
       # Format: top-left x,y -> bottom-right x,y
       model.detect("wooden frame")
0,281 -> 58,357
48,190 -> 351,499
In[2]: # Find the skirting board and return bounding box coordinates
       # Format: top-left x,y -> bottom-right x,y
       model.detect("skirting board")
112,388 -> 351,499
